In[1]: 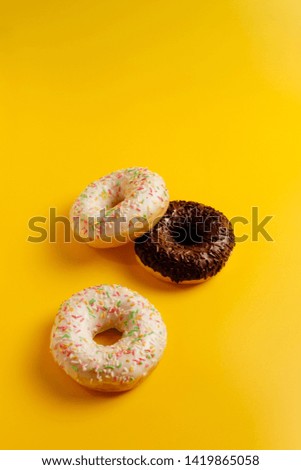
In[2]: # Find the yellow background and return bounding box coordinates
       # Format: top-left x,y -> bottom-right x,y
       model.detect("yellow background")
1,0 -> 301,450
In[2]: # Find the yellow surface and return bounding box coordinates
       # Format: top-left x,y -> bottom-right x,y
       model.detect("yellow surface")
1,0 -> 301,450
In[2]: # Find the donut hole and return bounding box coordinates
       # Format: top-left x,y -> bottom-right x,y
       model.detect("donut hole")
110,194 -> 125,209
171,222 -> 205,246
93,328 -> 122,346
171,215 -> 221,246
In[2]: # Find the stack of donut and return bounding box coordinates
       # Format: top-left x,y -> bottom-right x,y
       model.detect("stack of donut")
50,167 -> 235,392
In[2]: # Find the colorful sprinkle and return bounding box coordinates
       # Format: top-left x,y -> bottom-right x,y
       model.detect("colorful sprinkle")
50,284 -> 167,392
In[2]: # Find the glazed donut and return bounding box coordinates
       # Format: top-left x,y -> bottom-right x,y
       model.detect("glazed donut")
50,284 -> 167,392
70,167 -> 169,248
134,200 -> 235,284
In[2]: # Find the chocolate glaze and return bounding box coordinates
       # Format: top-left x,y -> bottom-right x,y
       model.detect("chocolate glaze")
134,200 -> 235,283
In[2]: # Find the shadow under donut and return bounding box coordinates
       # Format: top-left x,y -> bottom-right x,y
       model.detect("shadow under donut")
48,202 -> 207,293
48,202 -> 136,267
34,319 -> 129,402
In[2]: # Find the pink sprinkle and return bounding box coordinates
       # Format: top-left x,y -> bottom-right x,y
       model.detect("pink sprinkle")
58,326 -> 67,331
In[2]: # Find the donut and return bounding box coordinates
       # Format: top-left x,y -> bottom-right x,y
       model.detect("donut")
50,284 -> 167,392
70,167 -> 169,248
134,200 -> 235,284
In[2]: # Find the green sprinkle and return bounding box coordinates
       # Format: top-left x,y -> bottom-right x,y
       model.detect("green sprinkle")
104,365 -> 114,370
131,332 -> 153,343
62,334 -> 70,339
87,307 -> 96,318
116,363 -> 122,369
116,300 -> 121,307
131,337 -> 142,343
89,299 -> 96,306
129,309 -> 138,321
127,326 -> 139,336
71,365 -> 78,371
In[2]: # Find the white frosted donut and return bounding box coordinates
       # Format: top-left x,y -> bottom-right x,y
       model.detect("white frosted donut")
50,284 -> 167,392
70,167 -> 169,247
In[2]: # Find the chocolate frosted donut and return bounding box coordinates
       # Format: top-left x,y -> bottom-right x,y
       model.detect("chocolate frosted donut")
134,200 -> 235,284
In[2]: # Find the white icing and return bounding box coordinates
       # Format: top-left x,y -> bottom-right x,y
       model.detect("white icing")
70,167 -> 169,247
50,284 -> 167,391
